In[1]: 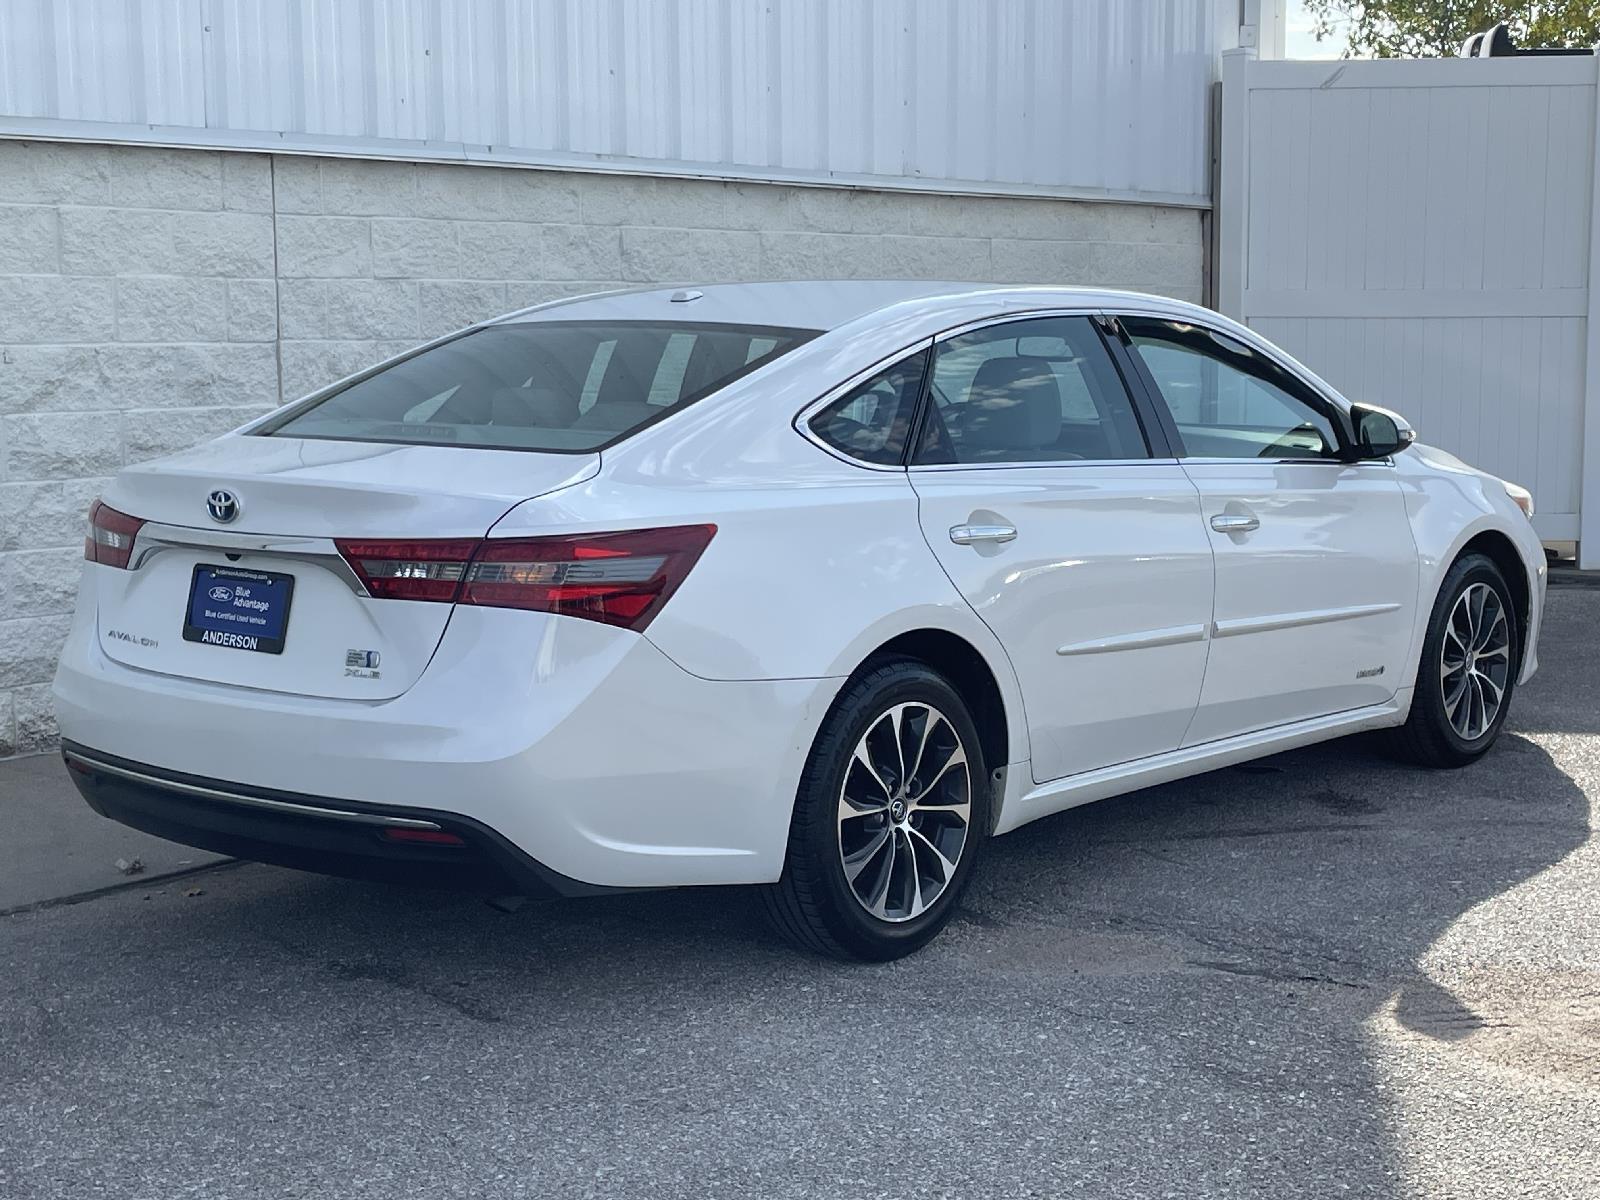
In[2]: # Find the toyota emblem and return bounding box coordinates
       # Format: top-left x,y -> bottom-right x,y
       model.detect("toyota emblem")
206,489 -> 240,524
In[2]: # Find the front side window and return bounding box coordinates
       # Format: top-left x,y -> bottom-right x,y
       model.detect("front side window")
807,348 -> 929,466
913,316 -> 1149,464
1122,318 -> 1342,460
259,320 -> 816,452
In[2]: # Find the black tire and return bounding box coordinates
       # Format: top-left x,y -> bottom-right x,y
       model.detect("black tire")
761,658 -> 991,961
1390,553 -> 1520,768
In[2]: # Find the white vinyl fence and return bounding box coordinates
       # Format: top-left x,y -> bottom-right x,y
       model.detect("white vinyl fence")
1218,50 -> 1600,564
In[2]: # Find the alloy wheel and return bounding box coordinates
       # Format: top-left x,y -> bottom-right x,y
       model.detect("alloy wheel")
836,702 -> 972,923
1441,581 -> 1511,741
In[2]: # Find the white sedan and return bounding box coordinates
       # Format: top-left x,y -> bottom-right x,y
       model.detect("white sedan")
54,282 -> 1546,960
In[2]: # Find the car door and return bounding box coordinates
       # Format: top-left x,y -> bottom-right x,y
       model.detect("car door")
1116,315 -> 1419,745
907,314 -> 1215,784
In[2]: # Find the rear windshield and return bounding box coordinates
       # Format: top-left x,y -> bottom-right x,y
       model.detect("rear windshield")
256,320 -> 817,452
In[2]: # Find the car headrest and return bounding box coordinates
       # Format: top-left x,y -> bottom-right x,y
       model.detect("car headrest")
963,358 -> 1062,451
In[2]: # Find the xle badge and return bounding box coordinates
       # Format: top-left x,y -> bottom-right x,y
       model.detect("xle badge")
345,649 -> 381,679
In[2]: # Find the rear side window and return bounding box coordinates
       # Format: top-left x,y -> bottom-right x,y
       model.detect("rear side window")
807,349 -> 929,466
258,321 -> 816,452
913,316 -> 1149,464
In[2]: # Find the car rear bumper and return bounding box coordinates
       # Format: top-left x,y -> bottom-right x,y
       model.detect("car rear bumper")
62,741 -> 613,897
53,596 -> 840,889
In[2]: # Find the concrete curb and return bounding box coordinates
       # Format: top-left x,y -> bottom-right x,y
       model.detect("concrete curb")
0,752 -> 231,911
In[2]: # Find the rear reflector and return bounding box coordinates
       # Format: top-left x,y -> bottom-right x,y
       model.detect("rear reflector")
381,827 -> 466,846
335,525 -> 716,632
85,500 -> 146,570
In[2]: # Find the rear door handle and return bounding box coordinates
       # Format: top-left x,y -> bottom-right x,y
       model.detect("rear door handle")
1210,514 -> 1260,534
949,523 -> 1017,546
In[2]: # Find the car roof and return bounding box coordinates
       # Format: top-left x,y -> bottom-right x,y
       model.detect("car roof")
491,280 -> 1214,334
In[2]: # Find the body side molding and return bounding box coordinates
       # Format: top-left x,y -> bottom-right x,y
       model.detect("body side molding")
1212,602 -> 1403,638
1056,623 -> 1209,656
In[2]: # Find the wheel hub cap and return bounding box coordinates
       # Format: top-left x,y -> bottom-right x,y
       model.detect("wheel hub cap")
1441,581 -> 1511,742
837,702 -> 972,924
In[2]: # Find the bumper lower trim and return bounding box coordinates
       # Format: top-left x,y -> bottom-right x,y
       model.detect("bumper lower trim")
62,748 -> 444,831
60,740 -> 626,899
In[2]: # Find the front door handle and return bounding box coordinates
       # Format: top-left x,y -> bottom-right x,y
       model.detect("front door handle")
949,523 -> 1017,546
1210,514 -> 1260,534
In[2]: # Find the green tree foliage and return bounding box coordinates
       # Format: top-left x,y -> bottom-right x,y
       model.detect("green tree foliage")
1302,1 -> 1600,57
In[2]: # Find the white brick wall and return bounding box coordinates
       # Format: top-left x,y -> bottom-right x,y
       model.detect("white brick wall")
0,139 -> 1204,757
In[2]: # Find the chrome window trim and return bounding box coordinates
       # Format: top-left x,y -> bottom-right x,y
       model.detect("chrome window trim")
908,457 -> 1181,474
128,523 -> 371,596
792,341 -> 934,473
1178,456 -> 1397,469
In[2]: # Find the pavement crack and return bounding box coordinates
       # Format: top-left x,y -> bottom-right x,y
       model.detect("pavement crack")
326,960 -> 505,1024
1188,958 -> 1368,990
0,858 -> 246,919
1101,821 -> 1379,844
1131,846 -> 1192,868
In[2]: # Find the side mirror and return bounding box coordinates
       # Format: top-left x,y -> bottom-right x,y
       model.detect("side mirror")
1348,403 -> 1415,460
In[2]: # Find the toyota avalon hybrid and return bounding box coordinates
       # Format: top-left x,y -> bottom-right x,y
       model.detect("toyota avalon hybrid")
54,282 -> 1546,960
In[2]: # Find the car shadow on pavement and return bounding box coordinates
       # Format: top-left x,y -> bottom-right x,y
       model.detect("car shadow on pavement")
3,718 -> 1589,1199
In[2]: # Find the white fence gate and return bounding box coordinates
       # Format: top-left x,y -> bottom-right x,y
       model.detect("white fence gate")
1218,50 -> 1600,565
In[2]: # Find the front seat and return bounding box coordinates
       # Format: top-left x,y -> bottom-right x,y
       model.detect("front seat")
959,358 -> 1063,461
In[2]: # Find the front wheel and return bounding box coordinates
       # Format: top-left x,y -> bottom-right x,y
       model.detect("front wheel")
762,659 -> 990,961
1391,553 -> 1520,768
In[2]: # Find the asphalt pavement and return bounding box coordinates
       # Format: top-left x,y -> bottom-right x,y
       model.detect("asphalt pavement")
2,587 -> 1597,1199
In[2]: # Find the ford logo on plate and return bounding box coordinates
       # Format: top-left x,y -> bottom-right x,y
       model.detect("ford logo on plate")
206,489 -> 240,524
208,586 -> 234,603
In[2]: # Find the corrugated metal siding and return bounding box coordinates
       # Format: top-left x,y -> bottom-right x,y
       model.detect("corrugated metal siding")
0,0 -> 1221,204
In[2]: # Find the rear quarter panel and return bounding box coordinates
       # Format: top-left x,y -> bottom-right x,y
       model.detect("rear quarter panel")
490,458 -> 1032,768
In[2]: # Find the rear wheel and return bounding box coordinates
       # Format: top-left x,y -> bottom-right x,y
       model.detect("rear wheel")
1391,553 -> 1520,767
762,659 -> 990,961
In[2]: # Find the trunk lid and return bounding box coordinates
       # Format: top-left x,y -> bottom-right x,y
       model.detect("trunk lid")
94,436 -> 598,700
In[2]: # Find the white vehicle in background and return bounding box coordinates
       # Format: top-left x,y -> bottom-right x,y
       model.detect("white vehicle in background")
54,282 -> 1545,960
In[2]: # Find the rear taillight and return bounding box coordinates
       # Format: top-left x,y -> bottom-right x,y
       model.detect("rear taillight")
85,500 -> 145,569
334,525 -> 716,632
462,525 -> 717,630
334,539 -> 478,601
